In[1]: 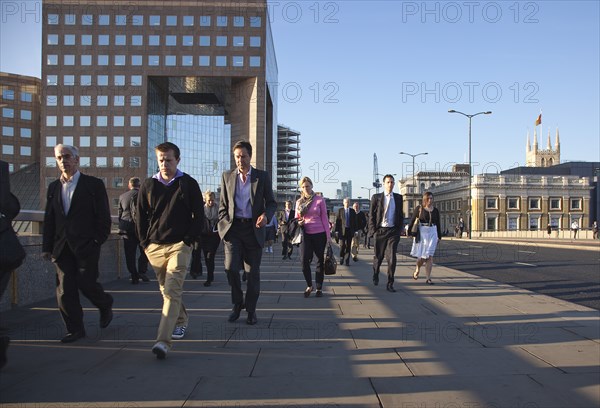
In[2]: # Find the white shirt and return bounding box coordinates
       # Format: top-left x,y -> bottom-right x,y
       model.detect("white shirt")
381,193 -> 395,227
60,170 -> 81,215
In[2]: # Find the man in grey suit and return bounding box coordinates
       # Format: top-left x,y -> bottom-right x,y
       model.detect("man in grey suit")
218,140 -> 277,325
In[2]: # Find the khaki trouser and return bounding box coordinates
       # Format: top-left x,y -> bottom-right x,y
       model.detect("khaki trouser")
351,234 -> 360,257
145,241 -> 192,347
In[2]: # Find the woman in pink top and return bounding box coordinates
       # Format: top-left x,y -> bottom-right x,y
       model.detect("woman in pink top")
295,176 -> 331,297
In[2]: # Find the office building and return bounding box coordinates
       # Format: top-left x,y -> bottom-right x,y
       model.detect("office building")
276,124 -> 300,204
41,0 -> 277,209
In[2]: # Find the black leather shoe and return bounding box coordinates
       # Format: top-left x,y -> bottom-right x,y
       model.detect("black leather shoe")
61,331 -> 85,343
345,261 -> 350,266
100,307 -> 113,328
352,256 -> 358,262
139,273 -> 150,282
203,281 -> 212,287
339,260 -> 344,265
373,274 -> 379,286
386,283 -> 397,292
246,312 -> 257,325
228,303 -> 244,322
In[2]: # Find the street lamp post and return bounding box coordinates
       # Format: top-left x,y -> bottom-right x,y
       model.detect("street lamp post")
361,186 -> 374,199
399,152 -> 428,210
448,109 -> 492,239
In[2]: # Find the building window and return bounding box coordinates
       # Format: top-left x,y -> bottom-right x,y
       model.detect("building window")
98,15 -> 110,25
130,116 -> 142,127
80,157 -> 91,167
549,215 -> 561,229
63,136 -> 73,146
46,116 -> 57,126
130,137 -> 141,147
233,56 -> 244,66
63,116 -> 74,126
199,36 -> 210,46
132,35 -> 143,46
81,34 -> 92,45
98,55 -> 109,65
114,95 -> 125,106
113,157 -> 124,167
216,56 -> 227,67
249,56 -> 261,67
64,75 -> 75,86
113,136 -> 125,147
20,146 -> 31,156
47,95 -> 57,106
115,55 -> 126,66
507,197 -> 519,210
61,54 -> 73,64
80,116 -> 91,127
2,89 -> 14,100
20,128 -> 31,138
130,157 -> 141,168
199,16 -> 211,26
96,136 -> 108,147
115,35 -> 126,46
80,136 -> 90,147
131,76 -> 142,86
199,56 -> 210,66
165,56 -> 176,66
507,216 -> 519,231
216,36 -> 227,46
97,157 -> 108,168
233,36 -> 244,46
116,15 -> 126,26
250,36 -> 261,47
97,95 -> 108,106
217,16 -> 228,26
97,116 -> 108,126
63,95 -> 74,106
132,15 -> 143,26
48,34 -> 59,45
131,96 -> 142,106
47,75 -> 58,85
2,126 -> 13,136
132,55 -> 143,66
149,56 -> 160,66
183,36 -> 193,46
47,55 -> 58,65
46,158 -> 56,168
450,200 -> 455,211
250,16 -> 262,27
233,16 -> 244,27
549,198 -> 561,210
149,35 -> 160,46
80,95 -> 91,106
485,216 -> 497,231
529,215 -> 540,230
2,145 -> 14,155
80,75 -> 92,86
183,16 -> 194,26
81,55 -> 92,65
97,75 -> 108,86
46,136 -> 57,147
64,35 -> 75,45
150,15 -> 161,26
82,14 -> 93,25
166,15 -> 177,26
48,14 -> 59,25
98,35 -> 110,46
528,198 -> 541,210
182,56 -> 193,66
485,197 -> 498,210
570,198 -> 582,210
114,116 -> 125,127
114,75 -> 126,86
113,177 -> 124,188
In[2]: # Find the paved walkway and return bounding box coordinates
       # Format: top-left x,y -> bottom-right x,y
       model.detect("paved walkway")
1,241 -> 599,407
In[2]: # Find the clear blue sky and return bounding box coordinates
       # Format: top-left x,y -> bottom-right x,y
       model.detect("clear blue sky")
2,1 -> 599,198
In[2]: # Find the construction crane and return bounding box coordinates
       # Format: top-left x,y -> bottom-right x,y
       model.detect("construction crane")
373,153 -> 382,194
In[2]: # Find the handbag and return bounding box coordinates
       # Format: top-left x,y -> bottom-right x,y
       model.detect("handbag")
324,242 -> 337,275
411,206 -> 422,243
0,223 -> 26,273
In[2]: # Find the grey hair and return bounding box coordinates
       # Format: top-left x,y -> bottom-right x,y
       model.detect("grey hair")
54,144 -> 79,158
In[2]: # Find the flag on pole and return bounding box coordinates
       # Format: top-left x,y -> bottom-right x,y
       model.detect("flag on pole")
535,113 -> 542,126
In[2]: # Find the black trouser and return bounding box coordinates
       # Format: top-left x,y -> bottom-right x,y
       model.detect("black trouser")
123,234 -> 148,278
300,231 -> 326,288
223,220 -> 262,313
54,245 -> 113,333
281,232 -> 293,257
372,227 -> 400,283
201,232 -> 221,283
339,229 -> 353,263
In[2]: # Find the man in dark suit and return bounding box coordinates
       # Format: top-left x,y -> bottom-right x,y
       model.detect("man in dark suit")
335,198 -> 357,266
351,202 -> 367,261
42,144 -> 114,343
118,177 -> 149,284
218,140 -> 277,325
368,174 -> 403,292
278,200 -> 295,260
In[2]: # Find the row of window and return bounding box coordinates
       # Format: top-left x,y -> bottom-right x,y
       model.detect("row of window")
48,14 -> 262,28
485,197 -> 583,211
2,127 -> 32,137
47,54 -> 261,68
2,145 -> 32,156
46,115 -> 142,127
2,108 -> 32,120
1,90 -> 34,102
45,176 -> 132,191
45,156 -> 140,168
488,214 -> 582,231
47,95 -> 142,107
46,136 -> 141,148
48,34 -> 261,47
438,200 -> 462,211
47,74 -> 142,87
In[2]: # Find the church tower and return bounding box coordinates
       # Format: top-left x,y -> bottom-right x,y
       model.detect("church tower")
526,127 -> 560,167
